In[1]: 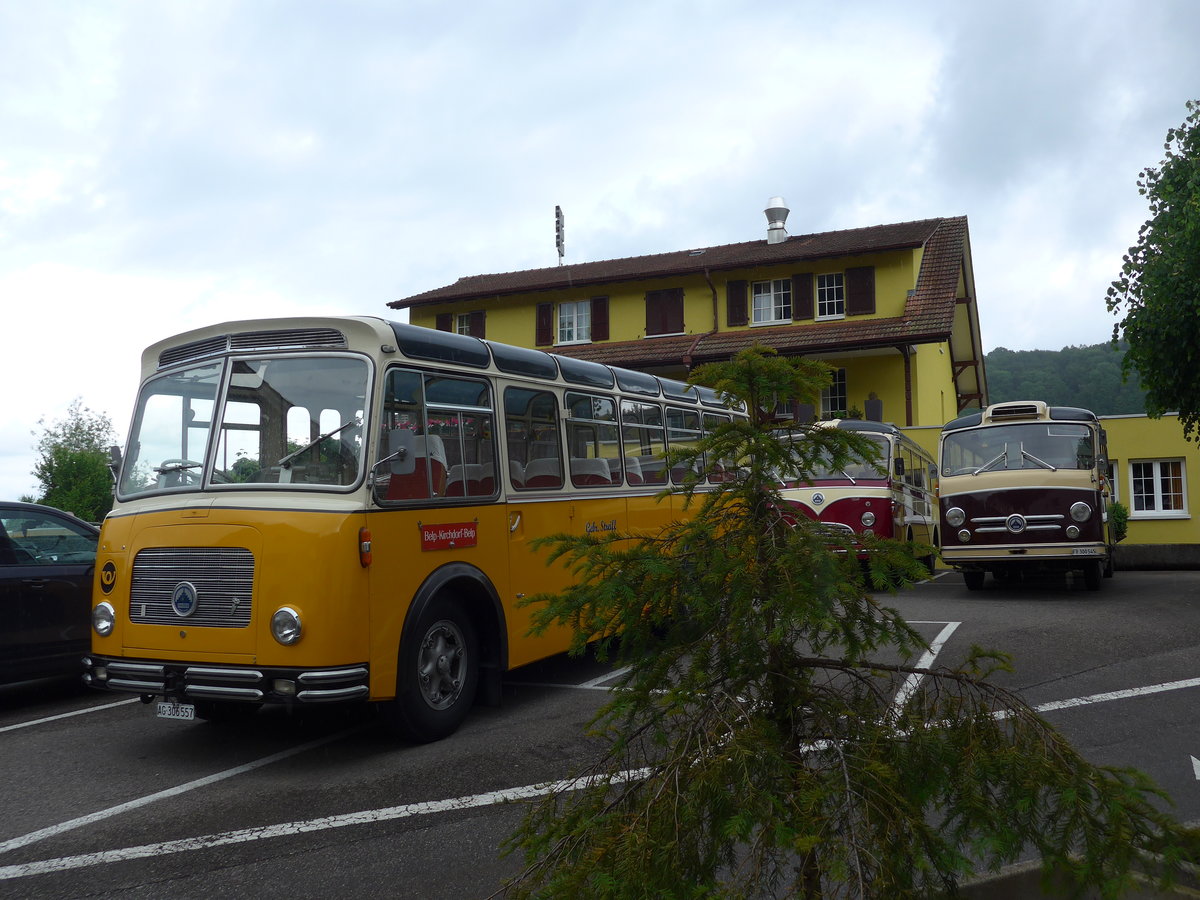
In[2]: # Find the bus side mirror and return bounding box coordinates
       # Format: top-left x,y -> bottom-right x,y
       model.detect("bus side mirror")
107,445 -> 122,483
893,457 -> 905,477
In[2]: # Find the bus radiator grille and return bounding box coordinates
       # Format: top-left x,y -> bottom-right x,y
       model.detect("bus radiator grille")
129,547 -> 254,628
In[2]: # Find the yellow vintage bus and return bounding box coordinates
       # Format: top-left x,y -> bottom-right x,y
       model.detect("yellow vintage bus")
938,400 -> 1115,591
85,316 -> 743,741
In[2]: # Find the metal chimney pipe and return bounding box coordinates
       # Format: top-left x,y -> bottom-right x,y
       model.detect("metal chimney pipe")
764,197 -> 790,244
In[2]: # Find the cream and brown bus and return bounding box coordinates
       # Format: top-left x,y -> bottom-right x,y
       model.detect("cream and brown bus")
938,400 -> 1115,590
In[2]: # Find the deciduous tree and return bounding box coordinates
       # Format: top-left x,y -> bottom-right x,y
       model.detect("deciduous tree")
30,398 -> 117,522
504,347 -> 1197,899
1107,99 -> 1200,439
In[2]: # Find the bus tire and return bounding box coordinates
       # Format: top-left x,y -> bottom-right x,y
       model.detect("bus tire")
963,569 -> 985,591
386,595 -> 479,743
1083,560 -> 1103,591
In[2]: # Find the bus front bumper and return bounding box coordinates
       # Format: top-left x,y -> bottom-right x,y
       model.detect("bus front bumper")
82,655 -> 371,706
941,544 -> 1108,567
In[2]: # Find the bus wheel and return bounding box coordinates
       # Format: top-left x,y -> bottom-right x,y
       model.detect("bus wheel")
386,595 -> 479,743
963,569 -> 985,591
1083,560 -> 1103,591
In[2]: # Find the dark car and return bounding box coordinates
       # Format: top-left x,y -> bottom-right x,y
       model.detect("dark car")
0,501 -> 99,684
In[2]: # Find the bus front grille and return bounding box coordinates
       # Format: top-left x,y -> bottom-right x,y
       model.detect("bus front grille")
129,547 -> 254,628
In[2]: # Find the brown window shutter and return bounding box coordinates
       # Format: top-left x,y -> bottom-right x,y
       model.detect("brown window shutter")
666,288 -> 684,333
793,274 -> 814,320
535,303 -> 554,346
846,266 -> 876,315
435,313 -> 452,332
468,310 -> 486,338
645,291 -> 659,335
591,296 -> 609,341
726,280 -> 748,327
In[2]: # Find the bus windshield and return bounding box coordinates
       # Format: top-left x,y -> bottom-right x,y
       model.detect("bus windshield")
789,433 -> 889,482
941,422 -> 1094,476
119,355 -> 369,495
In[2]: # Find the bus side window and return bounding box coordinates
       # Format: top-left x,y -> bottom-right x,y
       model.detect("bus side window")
566,392 -> 618,487
506,387 -> 563,490
621,400 -> 667,485
703,412 -> 734,482
376,368 -> 447,501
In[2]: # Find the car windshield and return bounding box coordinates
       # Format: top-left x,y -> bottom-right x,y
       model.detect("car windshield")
119,355 -> 369,495
941,422 -> 1094,476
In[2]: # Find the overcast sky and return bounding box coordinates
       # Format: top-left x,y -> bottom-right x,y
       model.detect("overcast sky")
2,0 -> 1197,502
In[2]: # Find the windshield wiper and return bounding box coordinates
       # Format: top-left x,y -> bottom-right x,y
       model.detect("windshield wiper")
1020,450 -> 1057,471
155,460 -> 202,475
970,452 -> 1005,476
278,419 -> 361,469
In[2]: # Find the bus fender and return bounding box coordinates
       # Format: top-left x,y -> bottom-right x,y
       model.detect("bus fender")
402,562 -> 507,707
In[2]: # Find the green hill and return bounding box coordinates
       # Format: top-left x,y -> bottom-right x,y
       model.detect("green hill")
983,343 -> 1148,415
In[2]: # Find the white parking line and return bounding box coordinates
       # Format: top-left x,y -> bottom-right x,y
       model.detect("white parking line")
890,621 -> 961,714
0,698 -> 140,735
0,726 -> 364,856
0,767 -> 652,881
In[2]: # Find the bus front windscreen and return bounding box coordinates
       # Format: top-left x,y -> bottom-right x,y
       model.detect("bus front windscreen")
119,356 -> 369,496
941,422 -> 1094,476
789,433 -> 889,482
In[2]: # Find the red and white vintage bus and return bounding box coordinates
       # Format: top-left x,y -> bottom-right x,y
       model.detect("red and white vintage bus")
777,419 -> 940,572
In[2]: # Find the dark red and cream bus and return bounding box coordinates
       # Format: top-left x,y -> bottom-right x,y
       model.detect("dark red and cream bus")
778,419 -> 939,572
938,400 -> 1115,590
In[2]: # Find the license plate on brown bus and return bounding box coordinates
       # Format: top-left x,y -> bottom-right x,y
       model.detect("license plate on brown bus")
156,701 -> 195,721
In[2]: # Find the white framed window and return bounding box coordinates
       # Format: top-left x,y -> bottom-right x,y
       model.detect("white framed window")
454,313 -> 473,336
1128,458 -> 1188,517
821,368 -> 847,418
751,279 -> 792,325
817,273 -> 845,319
558,300 -> 591,344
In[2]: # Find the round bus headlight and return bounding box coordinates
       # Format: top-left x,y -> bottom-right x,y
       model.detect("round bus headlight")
946,507 -> 966,528
1066,525 -> 1081,539
861,511 -> 876,527
957,529 -> 971,543
271,607 -> 302,645
1070,501 -> 1092,522
92,601 -> 115,637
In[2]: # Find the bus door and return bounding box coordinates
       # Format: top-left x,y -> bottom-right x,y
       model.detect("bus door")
502,386 -> 596,668
369,367 -> 509,691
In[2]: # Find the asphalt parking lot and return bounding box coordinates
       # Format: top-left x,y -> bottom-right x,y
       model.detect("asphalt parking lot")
1,568 -> 1198,898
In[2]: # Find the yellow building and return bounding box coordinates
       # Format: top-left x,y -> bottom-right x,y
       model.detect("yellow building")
390,203 -> 986,428
389,202 -> 1197,565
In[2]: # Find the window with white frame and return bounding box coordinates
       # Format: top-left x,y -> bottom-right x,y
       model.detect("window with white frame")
557,300 -> 591,344
817,273 -> 845,319
821,368 -> 847,418
751,279 -> 792,324
454,313 -> 473,336
1129,458 -> 1187,517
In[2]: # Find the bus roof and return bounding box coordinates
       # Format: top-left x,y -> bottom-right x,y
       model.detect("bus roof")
942,400 -> 1099,432
143,315 -> 744,412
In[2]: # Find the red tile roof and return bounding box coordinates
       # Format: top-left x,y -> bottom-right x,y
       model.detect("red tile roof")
390,218 -> 953,308
389,216 -> 971,369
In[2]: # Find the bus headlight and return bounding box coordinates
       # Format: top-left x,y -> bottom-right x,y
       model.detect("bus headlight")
957,529 -> 971,543
1070,502 -> 1092,522
271,607 -> 302,645
92,602 -> 115,637
1066,525 -> 1081,539
946,507 -> 966,528
861,511 -> 876,527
